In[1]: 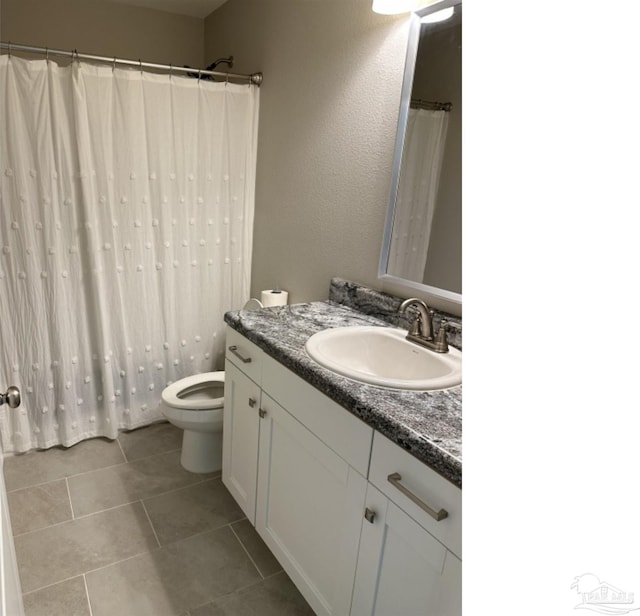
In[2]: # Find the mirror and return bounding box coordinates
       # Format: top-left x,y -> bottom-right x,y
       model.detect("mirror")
379,0 -> 462,315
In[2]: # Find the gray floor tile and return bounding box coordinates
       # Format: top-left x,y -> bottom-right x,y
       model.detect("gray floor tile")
8,479 -> 72,536
85,526 -> 262,616
231,519 -> 283,578
3,438 -> 124,492
190,571 -> 314,616
14,502 -> 158,593
117,421 -> 183,462
68,449 -> 216,517
22,576 -> 91,616
10,423 -> 306,616
143,477 -> 244,545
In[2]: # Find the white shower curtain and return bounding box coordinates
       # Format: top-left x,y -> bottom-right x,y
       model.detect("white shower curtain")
0,55 -> 259,453
388,108 -> 449,282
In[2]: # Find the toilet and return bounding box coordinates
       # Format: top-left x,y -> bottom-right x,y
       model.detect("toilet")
160,371 -> 225,474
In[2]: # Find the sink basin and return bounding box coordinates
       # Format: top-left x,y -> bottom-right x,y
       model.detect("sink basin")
305,326 -> 461,391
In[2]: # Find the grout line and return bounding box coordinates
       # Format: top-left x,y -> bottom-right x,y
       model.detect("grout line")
7,436 -> 185,494
8,454 -> 215,495
188,575 -> 270,614
140,500 -> 162,548
115,437 -> 129,463
12,500 -> 146,538
24,544 -> 160,596
153,514 -> 248,548
6,459 -> 128,494
262,569 -> 286,582
83,574 -> 95,616
229,522 -> 266,579
65,477 -> 75,520
12,475 -> 224,538
78,544 -> 160,579
142,474 -> 220,504
22,574 -> 86,597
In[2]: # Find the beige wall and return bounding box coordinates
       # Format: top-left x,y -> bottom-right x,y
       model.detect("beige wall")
205,0 -> 410,302
0,0 -> 204,69
2,0 -> 410,304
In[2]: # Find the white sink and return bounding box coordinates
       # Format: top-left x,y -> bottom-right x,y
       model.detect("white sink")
305,326 -> 461,391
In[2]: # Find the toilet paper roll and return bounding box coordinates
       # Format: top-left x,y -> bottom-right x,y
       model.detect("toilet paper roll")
261,289 -> 289,307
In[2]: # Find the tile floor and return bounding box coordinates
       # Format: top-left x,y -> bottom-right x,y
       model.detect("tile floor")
4,422 -> 314,616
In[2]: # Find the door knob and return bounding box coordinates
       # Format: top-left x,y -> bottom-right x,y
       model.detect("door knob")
0,386 -> 21,408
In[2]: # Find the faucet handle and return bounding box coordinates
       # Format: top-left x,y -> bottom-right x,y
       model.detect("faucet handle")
441,320 -> 461,333
409,316 -> 422,336
434,320 -> 462,353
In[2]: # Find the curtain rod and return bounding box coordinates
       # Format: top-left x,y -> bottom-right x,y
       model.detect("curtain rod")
0,41 -> 263,86
410,99 -> 452,112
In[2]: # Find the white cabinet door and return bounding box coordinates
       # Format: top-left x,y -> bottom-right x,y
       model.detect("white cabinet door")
256,393 -> 367,616
222,360 -> 262,524
351,484 -> 461,616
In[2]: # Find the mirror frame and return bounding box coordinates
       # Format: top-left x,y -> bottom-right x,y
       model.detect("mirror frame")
378,0 -> 462,316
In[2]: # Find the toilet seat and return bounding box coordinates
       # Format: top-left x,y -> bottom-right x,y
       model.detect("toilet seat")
161,371 -> 225,410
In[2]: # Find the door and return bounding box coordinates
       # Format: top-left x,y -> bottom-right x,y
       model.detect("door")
1,384 -> 24,616
256,393 -> 367,616
351,483 -> 461,616
222,360 -> 261,524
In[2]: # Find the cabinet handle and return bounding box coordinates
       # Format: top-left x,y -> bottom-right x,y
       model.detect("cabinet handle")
387,473 -> 448,522
259,408 -> 267,418
228,345 -> 252,364
364,508 -> 376,524
248,397 -> 256,408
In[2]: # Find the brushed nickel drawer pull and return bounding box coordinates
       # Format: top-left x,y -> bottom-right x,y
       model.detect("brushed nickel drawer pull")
259,408 -> 267,418
248,397 -> 257,408
364,508 -> 376,524
387,472 -> 448,522
228,345 -> 252,364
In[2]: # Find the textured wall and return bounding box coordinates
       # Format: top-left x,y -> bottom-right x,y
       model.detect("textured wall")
205,0 -> 410,303
1,0 -> 204,69
1,0 -> 410,304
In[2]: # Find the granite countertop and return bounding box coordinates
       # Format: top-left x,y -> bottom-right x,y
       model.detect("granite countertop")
224,299 -> 462,488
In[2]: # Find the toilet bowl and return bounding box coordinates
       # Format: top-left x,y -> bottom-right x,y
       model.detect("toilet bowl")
160,371 -> 225,474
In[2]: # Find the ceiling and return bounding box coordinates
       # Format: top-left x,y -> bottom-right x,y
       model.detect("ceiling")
103,0 -> 229,19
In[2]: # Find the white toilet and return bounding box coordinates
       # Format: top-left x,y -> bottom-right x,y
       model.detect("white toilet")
160,371 -> 225,474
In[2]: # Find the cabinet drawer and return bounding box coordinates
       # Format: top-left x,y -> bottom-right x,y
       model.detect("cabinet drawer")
369,432 -> 461,558
225,328 -> 264,385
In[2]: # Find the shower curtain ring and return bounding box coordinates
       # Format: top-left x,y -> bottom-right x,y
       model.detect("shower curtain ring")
7,42 -> 11,59
139,59 -> 143,74
197,70 -> 201,82
169,64 -> 172,79
45,47 -> 49,64
112,56 -> 116,72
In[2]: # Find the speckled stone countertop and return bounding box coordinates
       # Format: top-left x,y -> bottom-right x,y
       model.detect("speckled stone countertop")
224,281 -> 462,488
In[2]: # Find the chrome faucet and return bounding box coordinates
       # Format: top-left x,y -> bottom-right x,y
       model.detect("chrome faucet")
398,298 -> 460,353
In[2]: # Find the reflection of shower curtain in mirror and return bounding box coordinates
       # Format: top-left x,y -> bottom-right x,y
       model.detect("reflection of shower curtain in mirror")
388,109 -> 449,282
0,56 -> 259,453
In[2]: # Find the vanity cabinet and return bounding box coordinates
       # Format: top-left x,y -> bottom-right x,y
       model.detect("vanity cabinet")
224,329 -> 373,616
223,327 -> 461,616
351,433 -> 462,616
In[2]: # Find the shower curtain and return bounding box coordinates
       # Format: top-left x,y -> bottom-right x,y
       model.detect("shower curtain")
0,55 -> 259,453
388,108 -> 449,282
